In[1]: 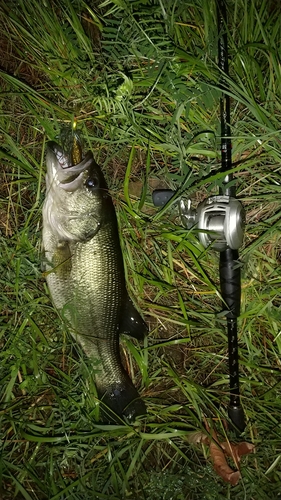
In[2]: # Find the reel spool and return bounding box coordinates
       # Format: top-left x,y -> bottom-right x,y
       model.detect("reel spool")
179,195 -> 245,252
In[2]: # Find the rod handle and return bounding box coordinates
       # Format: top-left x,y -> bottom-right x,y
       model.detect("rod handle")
219,248 -> 241,318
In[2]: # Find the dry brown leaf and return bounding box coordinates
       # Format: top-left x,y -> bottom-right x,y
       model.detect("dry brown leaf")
236,442 -> 255,457
128,178 -> 170,198
222,441 -> 255,465
186,430 -> 209,445
186,427 -> 254,486
209,437 -> 241,486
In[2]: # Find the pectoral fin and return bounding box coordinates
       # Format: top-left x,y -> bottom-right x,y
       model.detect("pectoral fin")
120,295 -> 148,341
51,241 -> 72,278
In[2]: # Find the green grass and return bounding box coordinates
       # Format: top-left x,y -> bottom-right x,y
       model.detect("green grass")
1,0 -> 281,498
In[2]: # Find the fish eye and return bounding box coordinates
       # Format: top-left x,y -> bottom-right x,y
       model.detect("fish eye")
85,176 -> 99,190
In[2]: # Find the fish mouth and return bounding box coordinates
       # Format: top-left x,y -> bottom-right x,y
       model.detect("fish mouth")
47,141 -> 94,192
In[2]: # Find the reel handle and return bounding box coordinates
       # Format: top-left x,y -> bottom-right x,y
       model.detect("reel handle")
152,189 -> 174,207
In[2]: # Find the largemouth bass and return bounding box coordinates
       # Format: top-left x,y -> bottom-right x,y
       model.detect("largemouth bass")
42,136 -> 147,422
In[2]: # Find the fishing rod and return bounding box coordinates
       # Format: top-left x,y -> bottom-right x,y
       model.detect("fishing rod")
215,0 -> 245,432
152,0 -> 245,432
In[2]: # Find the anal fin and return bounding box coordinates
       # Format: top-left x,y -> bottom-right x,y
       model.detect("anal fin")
120,295 -> 148,341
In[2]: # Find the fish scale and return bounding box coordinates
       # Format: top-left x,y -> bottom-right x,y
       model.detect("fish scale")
42,140 -> 147,422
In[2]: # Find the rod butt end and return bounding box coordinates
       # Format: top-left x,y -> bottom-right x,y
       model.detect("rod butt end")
228,405 -> 246,434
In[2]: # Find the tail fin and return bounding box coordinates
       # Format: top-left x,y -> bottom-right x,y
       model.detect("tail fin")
98,381 -> 146,424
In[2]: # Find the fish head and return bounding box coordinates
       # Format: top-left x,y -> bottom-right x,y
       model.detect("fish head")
44,141 -> 110,242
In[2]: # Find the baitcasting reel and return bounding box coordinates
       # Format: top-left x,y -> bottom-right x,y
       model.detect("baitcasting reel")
179,195 -> 245,252
152,189 -> 245,252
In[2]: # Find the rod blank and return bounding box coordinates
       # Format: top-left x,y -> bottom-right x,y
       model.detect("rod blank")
217,0 -> 245,432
